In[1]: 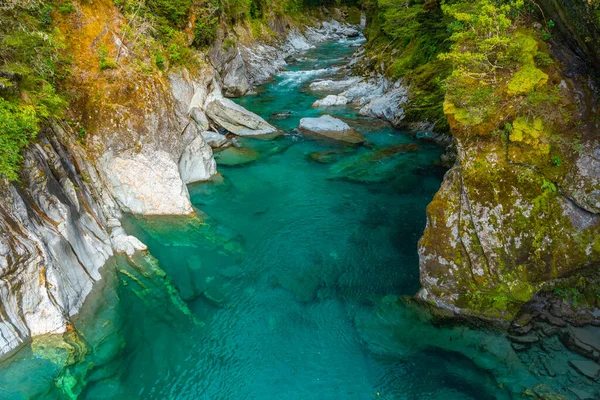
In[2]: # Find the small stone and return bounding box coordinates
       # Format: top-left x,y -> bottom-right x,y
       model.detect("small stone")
569,360 -> 600,380
271,111 -> 292,120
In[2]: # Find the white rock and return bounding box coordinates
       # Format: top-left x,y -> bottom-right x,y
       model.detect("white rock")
102,151 -> 194,215
340,80 -> 383,104
359,86 -> 408,124
111,227 -> 147,256
298,115 -> 364,145
190,107 -> 210,131
201,130 -> 229,148
313,95 -> 349,107
299,115 -> 352,132
179,135 -> 218,184
205,89 -> 277,136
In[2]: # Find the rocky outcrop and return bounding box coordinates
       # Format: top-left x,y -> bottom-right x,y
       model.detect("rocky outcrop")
299,115 -> 364,145
416,4 -> 600,322
0,125 -> 145,358
310,75 -> 411,128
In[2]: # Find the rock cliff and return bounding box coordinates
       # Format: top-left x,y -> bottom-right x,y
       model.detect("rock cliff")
416,0 -> 600,322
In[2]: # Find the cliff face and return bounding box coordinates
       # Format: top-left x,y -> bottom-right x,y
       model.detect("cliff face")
417,0 -> 600,322
0,125 -> 145,357
0,0 -> 359,358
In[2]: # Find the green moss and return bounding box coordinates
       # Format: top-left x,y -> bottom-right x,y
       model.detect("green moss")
507,65 -> 548,95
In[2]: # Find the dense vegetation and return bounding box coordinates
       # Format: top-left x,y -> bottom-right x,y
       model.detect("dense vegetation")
0,1 -> 69,180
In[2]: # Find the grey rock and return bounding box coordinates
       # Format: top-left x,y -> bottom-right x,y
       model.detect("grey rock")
569,359 -> 600,379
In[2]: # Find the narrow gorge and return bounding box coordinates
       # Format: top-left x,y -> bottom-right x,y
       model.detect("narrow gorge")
0,0 -> 599,399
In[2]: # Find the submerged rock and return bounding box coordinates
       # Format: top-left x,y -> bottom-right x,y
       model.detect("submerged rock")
214,147 -> 261,166
298,115 -> 364,145
270,111 -> 292,120
569,360 -> 600,380
307,149 -> 355,164
313,95 -> 349,107
329,143 -> 420,183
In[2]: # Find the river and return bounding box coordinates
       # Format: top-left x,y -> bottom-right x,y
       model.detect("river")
0,33 -> 567,400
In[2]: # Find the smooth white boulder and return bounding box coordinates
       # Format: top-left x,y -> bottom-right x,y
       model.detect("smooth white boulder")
179,135 -> 218,184
102,151 -> 194,215
298,115 -> 364,145
190,107 -> 210,131
313,95 -> 349,107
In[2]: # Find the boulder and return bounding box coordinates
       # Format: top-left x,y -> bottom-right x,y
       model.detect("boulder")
102,151 -> 194,215
298,115 -> 364,145
179,135 -> 218,184
190,107 -> 210,131
313,95 -> 349,107
205,92 -> 277,136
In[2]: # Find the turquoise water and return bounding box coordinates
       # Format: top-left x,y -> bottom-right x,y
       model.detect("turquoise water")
0,37 -> 568,399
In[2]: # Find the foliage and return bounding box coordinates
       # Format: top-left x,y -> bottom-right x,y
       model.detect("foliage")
0,99 -> 39,181
98,45 -> 117,70
193,5 -> 219,47
363,0 -> 452,131
0,1 -> 70,180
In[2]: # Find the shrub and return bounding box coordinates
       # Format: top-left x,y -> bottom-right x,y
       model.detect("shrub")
0,99 -> 39,181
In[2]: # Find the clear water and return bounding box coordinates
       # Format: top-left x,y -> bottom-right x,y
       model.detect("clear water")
0,37 -> 566,399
